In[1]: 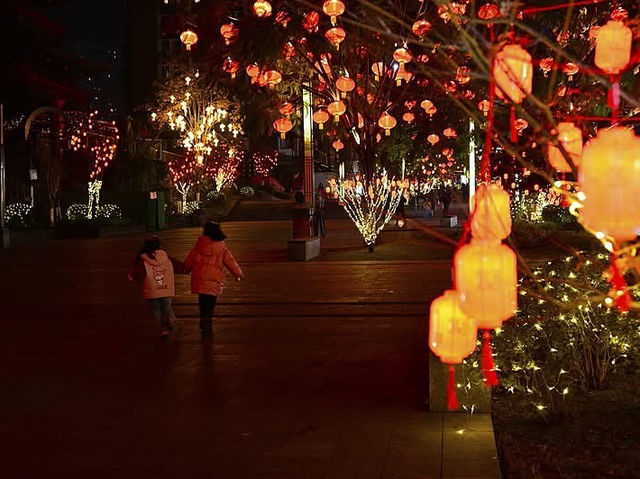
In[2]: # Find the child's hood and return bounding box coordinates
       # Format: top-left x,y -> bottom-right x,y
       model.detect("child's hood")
194,236 -> 227,256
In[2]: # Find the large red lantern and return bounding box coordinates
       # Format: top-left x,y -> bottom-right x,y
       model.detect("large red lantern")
579,127 -> 640,242
470,183 -> 512,241
327,100 -> 346,123
279,102 -> 295,118
594,20 -> 632,75
273,117 -> 292,139
378,112 -> 397,136
303,11 -> 320,32
313,110 -> 330,130
336,76 -> 355,98
494,44 -> 532,104
180,29 -> 198,51
548,122 -> 582,173
323,0 -> 345,25
325,27 -> 346,50
222,58 -> 240,79
412,19 -> 432,38
429,290 -> 477,409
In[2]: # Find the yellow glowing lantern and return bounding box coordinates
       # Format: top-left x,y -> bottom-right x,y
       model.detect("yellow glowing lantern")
220,23 -> 239,46
595,20 -> 632,75
246,63 -> 260,78
471,183 -> 512,241
327,100 -> 346,123
429,289 -> 478,410
325,27 -> 346,50
427,134 -> 439,145
332,139 -> 344,151
494,44 -> 532,104
378,112 -> 397,136
393,47 -> 413,65
180,29 -> 198,51
421,99 -> 437,117
429,290 -> 477,364
336,76 -> 355,98
323,0 -> 345,25
313,109 -> 330,130
579,127 -> 640,241
273,117 -> 292,139
455,239 -> 517,328
402,112 -> 415,123
253,0 -> 272,18
372,62 -> 386,82
547,122 -> 582,173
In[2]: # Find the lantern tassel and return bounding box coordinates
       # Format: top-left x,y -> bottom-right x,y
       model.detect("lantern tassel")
510,106 -> 517,143
446,364 -> 459,411
481,330 -> 500,387
609,252 -> 631,312
607,78 -> 620,120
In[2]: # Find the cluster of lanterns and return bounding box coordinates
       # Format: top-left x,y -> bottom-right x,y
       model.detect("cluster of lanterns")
430,184 -> 517,409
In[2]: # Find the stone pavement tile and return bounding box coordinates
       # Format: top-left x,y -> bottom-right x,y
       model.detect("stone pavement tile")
441,414 -> 500,479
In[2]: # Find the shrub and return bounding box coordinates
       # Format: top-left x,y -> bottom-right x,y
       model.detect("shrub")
66,204 -> 89,221
494,253 -> 640,419
239,186 -> 255,198
511,219 -> 552,248
541,204 -> 578,228
183,201 -> 202,216
5,203 -> 32,227
96,204 -> 123,220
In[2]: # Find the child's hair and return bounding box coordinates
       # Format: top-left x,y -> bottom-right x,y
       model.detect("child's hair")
203,222 -> 227,241
137,235 -> 161,261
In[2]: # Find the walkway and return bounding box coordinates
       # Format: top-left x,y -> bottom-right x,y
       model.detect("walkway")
0,220 -> 500,478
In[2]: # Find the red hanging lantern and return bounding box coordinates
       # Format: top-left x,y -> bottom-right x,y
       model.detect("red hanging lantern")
253,1 -> 273,18
332,139 -> 344,151
429,290 -> 478,410
402,112 -> 415,123
378,112 -> 397,136
595,20 -> 632,75
313,110 -> 330,130
260,70 -> 282,89
478,3 -> 500,20
427,134 -> 439,145
303,11 -> 320,32
412,19 -> 432,38
478,100 -> 490,116
180,29 -> 198,51
325,27 -> 346,50
222,58 -> 240,79
471,183 -> 512,241
327,100 -> 346,122
322,0 -> 345,25
336,76 -> 355,98
273,117 -> 293,139
279,102 -> 295,118
421,99 -> 437,117
371,62 -> 386,82
494,44 -> 532,104
220,23 -> 239,46
563,62 -> 579,81
393,47 -> 413,65
579,127 -> 640,241
548,122 -> 582,173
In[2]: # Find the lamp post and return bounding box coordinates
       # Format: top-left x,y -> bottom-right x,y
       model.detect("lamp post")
302,81 -> 315,204
1,103 -> 9,248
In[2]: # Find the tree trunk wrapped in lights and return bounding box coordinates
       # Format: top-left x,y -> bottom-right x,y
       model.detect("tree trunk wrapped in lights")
330,172 -> 406,250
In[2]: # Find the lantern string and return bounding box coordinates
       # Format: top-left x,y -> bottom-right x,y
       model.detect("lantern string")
481,330 -> 500,387
446,364 -> 459,411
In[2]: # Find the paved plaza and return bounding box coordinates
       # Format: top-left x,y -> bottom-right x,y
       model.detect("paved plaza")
0,219 -> 500,478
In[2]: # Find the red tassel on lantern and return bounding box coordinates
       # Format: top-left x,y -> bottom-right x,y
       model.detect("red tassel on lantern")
607,78 -> 620,119
510,106 -> 517,143
610,253 -> 631,312
481,330 -> 500,387
447,365 -> 459,410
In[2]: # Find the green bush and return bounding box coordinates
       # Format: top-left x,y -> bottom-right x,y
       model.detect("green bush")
511,219 -> 553,248
494,253 -> 640,419
542,204 -> 578,228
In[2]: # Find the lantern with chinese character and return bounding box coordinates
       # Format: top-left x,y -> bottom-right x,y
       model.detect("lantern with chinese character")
180,29 -> 198,51
579,127 -> 640,241
429,290 -> 477,409
494,44 -> 532,104
273,117 -> 292,139
594,20 -> 632,75
378,112 -> 397,136
548,122 -> 582,173
471,183 -> 512,241
336,76 -> 355,98
323,0 -> 345,25
313,109 -> 330,130
327,100 -> 346,123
